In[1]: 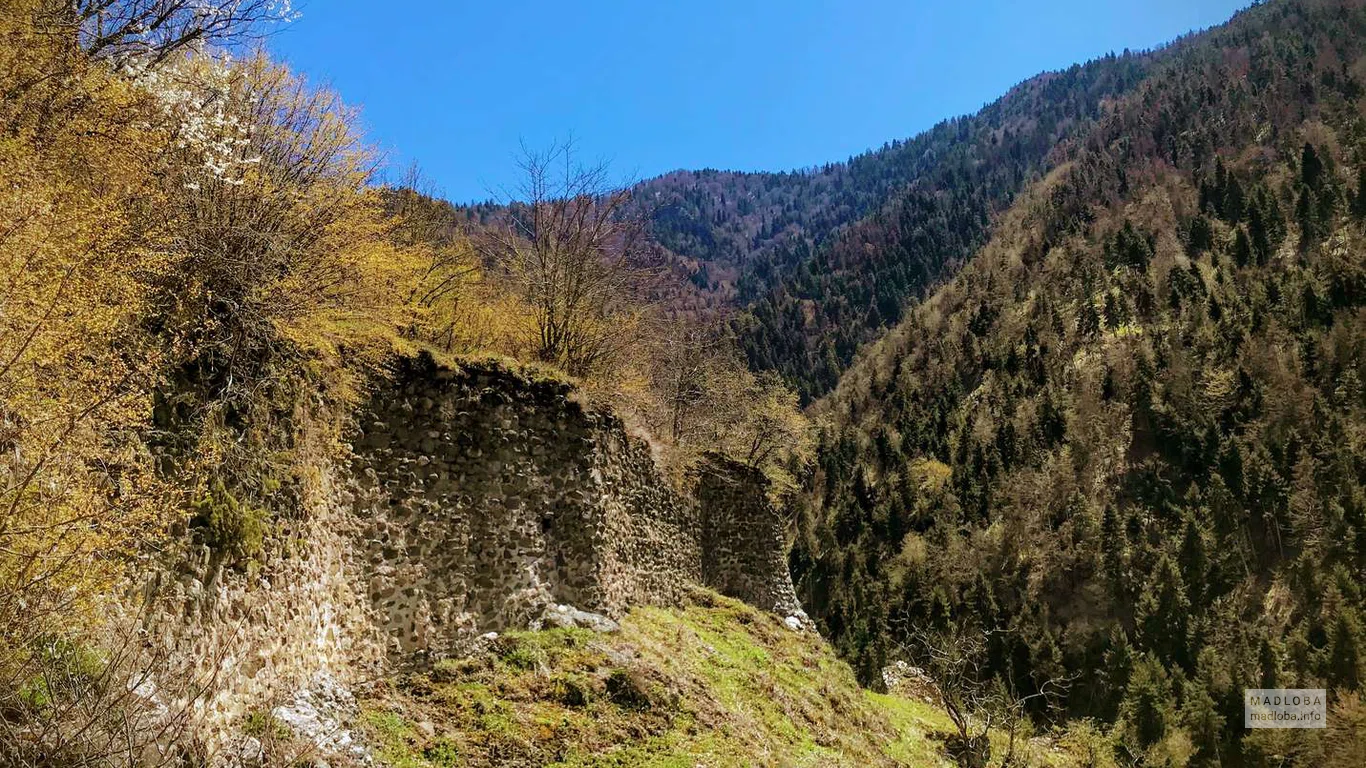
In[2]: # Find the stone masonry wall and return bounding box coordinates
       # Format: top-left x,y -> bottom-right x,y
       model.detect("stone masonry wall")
695,454 -> 804,617
140,354 -> 804,752
139,475 -> 381,737
346,354 -> 700,659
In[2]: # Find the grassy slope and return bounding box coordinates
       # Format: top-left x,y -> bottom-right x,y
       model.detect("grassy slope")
358,587 -> 951,767
356,588 -> 1087,767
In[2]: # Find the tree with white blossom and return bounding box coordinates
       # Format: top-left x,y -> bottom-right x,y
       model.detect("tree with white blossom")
135,51 -> 260,187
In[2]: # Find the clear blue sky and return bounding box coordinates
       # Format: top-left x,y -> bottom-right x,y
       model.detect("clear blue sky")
267,0 -> 1250,203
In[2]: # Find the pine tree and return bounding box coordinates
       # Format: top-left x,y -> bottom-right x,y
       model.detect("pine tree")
1119,654 -> 1178,754
1101,627 -> 1137,720
1233,226 -> 1253,268
1190,647 -> 1233,766
1223,175 -> 1246,222
1179,516 -> 1210,608
1108,221 -> 1154,270
1182,676 -> 1225,767
1210,158 -> 1229,218
1353,166 -> 1366,219
1188,215 -> 1214,253
1258,636 -> 1280,689
1078,299 -> 1101,339
1328,609 -> 1365,691
1301,143 -> 1325,191
1137,554 -> 1191,667
1104,292 -> 1124,330
1297,184 -> 1326,249
1248,204 -> 1271,265
1101,505 -> 1125,589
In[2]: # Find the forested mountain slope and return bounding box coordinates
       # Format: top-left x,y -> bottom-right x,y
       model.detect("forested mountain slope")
792,0 -> 1366,764
641,55 -> 1158,400
727,56 -> 1160,400
453,35 -> 1179,403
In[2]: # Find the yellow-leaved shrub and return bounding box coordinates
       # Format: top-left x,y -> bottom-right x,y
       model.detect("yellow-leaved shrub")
0,0 -> 176,647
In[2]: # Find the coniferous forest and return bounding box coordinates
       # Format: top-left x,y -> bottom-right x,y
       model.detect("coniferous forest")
779,0 -> 1366,764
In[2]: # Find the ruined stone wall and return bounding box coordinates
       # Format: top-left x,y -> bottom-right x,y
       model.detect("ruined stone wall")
139,475 -> 382,736
594,427 -> 702,611
142,354 -> 805,749
346,355 -> 700,659
695,454 -> 804,617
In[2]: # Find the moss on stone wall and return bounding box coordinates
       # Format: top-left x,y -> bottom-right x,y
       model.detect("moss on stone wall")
189,477 -> 268,570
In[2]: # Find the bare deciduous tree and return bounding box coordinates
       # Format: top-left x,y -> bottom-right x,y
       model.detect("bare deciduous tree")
57,0 -> 297,67
477,140 -> 661,378
645,319 -> 728,444
386,163 -> 477,311
633,316 -> 812,494
0,607 -> 226,767
893,618 -> 1073,768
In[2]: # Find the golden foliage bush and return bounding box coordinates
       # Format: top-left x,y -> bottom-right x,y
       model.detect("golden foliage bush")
0,5 -> 438,758
0,0 -> 175,646
0,6 -> 201,761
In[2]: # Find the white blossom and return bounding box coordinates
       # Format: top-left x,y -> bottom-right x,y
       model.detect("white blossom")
133,50 -> 262,187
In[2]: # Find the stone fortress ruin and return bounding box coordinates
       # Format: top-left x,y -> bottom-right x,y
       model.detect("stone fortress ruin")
143,352 -> 807,739
346,354 -> 807,659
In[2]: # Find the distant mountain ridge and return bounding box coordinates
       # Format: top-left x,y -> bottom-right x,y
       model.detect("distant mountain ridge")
454,33 -> 1226,401
636,42 -> 1177,400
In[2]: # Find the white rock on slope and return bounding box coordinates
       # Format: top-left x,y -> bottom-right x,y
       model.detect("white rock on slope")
535,603 -> 621,633
271,671 -> 370,764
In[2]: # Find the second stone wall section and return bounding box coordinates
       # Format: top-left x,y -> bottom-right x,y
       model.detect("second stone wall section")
695,454 -> 805,618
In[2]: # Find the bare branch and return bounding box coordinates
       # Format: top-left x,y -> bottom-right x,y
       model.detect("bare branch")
475,139 -> 662,378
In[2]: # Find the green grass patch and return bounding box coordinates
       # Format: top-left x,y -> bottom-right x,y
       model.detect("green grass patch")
357,584 -> 967,759
357,589 -> 1090,767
